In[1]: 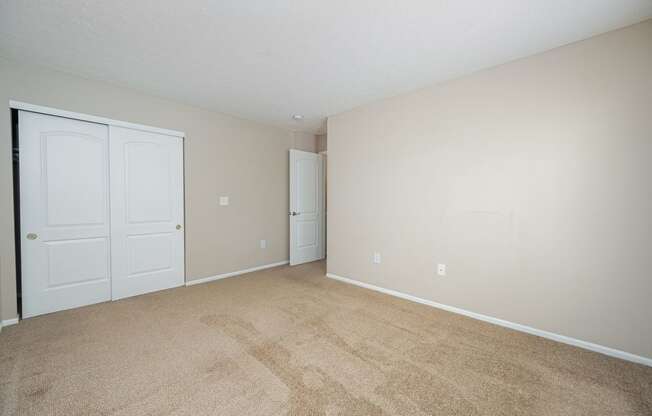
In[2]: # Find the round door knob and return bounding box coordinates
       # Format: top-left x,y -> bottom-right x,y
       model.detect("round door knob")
176,224 -> 182,230
26,233 -> 38,240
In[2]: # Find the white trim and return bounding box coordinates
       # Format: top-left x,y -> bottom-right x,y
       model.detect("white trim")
9,100 -> 185,138
326,273 -> 652,367
1,318 -> 19,327
186,261 -> 289,286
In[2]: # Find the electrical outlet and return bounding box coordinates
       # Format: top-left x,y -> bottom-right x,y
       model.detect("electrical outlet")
260,239 -> 267,249
373,252 -> 381,264
219,196 -> 229,206
437,264 -> 446,276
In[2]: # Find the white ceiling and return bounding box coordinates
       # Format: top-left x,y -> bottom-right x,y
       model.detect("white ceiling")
1,1 -> 651,134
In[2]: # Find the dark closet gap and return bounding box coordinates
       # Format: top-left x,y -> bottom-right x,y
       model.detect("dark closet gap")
12,108 -> 22,317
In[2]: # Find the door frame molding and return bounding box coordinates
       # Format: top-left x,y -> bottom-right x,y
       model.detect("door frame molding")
10,101 -> 185,138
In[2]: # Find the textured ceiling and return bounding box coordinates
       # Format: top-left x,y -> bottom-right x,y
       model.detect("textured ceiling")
1,1 -> 651,133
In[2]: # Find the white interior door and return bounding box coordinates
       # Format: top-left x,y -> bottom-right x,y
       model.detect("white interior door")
290,149 -> 325,265
19,111 -> 111,318
109,126 -> 185,300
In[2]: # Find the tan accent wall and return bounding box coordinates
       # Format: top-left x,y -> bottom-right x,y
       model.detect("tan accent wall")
0,57 -> 310,321
327,20 -> 652,359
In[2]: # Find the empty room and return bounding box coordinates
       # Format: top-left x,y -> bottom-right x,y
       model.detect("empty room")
1,1 -> 651,415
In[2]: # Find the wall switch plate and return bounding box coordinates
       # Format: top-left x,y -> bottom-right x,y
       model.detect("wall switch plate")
437,264 -> 446,276
373,252 -> 381,264
219,196 -> 229,206
260,239 -> 267,249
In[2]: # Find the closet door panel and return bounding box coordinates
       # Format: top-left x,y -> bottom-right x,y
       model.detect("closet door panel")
19,111 -> 111,318
109,126 -> 184,300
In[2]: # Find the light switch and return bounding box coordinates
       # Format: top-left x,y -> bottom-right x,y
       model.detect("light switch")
219,196 -> 229,206
260,240 -> 267,249
373,252 -> 381,264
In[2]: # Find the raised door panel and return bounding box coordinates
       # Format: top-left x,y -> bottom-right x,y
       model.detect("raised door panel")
127,233 -> 174,276
44,132 -> 107,227
297,158 -> 318,215
296,221 -> 318,249
46,238 -> 109,288
125,141 -> 173,223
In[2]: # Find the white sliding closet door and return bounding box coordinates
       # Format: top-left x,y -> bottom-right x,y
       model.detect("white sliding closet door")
109,126 -> 185,300
19,111 -> 111,318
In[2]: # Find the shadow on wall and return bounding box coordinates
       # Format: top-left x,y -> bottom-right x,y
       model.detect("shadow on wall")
317,134 -> 327,153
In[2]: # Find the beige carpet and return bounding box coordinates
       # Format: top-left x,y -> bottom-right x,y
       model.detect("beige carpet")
0,261 -> 650,415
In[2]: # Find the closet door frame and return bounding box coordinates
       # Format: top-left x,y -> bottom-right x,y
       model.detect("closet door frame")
11,101 -> 186,317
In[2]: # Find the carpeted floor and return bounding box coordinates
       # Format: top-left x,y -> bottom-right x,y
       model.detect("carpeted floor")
0,260 -> 650,415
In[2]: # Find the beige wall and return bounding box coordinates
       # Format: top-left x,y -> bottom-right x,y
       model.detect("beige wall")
291,131 -> 318,153
327,20 -> 652,359
0,57 -> 316,321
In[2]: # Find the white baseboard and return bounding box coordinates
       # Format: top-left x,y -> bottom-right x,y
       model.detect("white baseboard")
1,317 -> 19,328
186,260 -> 289,286
326,272 -> 652,367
